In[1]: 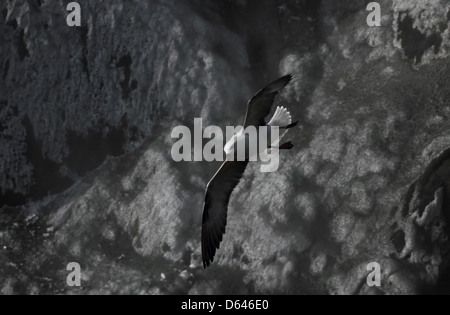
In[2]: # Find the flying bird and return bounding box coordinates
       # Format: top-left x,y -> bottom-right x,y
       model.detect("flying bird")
201,74 -> 297,268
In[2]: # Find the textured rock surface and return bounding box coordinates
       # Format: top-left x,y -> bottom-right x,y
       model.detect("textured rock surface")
1,0 -> 449,294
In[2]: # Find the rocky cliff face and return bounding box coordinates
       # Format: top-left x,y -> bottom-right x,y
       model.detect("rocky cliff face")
1,0 -> 449,294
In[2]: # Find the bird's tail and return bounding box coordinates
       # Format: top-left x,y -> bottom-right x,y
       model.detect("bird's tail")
268,106 -> 292,128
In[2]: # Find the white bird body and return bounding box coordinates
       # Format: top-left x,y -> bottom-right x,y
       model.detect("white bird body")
223,106 -> 293,161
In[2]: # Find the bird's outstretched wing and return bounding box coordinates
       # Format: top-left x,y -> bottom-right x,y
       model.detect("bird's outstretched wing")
201,161 -> 248,268
243,74 -> 292,128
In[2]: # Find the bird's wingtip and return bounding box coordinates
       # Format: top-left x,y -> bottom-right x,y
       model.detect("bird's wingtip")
278,74 -> 293,88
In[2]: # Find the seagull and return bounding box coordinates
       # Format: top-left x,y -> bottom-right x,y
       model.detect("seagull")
201,74 -> 297,268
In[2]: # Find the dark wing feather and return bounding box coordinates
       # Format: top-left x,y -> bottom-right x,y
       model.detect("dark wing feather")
243,74 -> 292,128
201,161 -> 248,268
